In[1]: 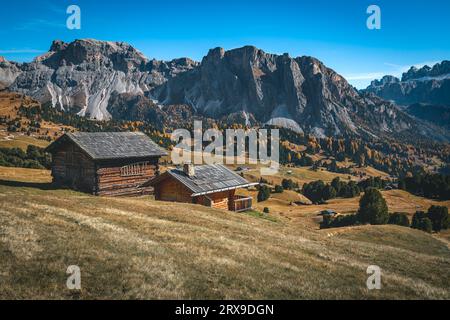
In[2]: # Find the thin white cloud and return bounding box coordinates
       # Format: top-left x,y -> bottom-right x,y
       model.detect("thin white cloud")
346,72 -> 388,81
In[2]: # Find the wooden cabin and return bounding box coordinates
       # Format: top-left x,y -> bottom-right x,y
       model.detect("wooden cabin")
145,164 -> 257,212
45,132 -> 167,196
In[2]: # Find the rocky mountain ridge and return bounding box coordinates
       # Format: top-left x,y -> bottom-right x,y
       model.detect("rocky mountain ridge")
154,45 -> 448,141
0,39 -> 198,120
1,39 -> 449,142
364,61 -> 450,106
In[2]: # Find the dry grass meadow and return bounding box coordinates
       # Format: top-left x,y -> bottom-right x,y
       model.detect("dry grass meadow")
0,92 -> 72,150
0,166 -> 449,300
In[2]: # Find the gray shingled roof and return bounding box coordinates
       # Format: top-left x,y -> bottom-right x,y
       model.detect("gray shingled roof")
148,164 -> 258,196
46,132 -> 167,160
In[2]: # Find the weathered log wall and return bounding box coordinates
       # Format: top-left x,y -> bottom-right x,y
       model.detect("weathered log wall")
95,158 -> 159,197
154,176 -> 192,203
51,143 -> 96,193
50,140 -> 161,196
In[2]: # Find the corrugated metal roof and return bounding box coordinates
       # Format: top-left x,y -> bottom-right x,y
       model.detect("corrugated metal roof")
45,132 -> 167,160
147,164 -> 258,196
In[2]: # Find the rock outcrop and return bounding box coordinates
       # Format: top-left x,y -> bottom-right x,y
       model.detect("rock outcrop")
0,39 -> 198,120
364,61 -> 450,106
154,46 -> 448,140
1,40 -> 448,141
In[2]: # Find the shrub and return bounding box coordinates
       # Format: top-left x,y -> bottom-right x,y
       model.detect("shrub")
358,176 -> 387,191
257,185 -> 271,202
274,185 -> 284,193
357,188 -> 389,225
281,179 -> 294,190
302,180 -> 325,203
321,214 -> 358,229
332,214 -> 358,228
303,178 -> 361,204
323,185 -> 337,200
412,211 -> 433,233
320,215 -> 333,229
340,181 -> 360,198
388,212 -> 410,227
23,159 -> 45,169
418,218 -> 433,233
0,146 -> 51,169
427,205 -> 449,232
331,177 -> 342,194
411,211 -> 427,229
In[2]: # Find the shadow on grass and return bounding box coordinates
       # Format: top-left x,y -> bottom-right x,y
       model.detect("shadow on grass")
0,179 -> 59,191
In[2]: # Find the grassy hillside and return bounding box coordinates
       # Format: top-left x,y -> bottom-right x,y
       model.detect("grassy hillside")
241,166 -> 356,186
0,92 -> 72,150
0,131 -> 50,150
237,186 -> 450,230
0,166 -> 449,299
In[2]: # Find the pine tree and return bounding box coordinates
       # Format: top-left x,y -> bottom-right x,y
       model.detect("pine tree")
357,188 -> 389,225
257,185 -> 271,202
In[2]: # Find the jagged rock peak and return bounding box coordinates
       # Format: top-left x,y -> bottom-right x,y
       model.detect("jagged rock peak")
364,60 -> 450,108
370,75 -> 400,87
402,60 -> 450,81
50,40 -> 68,52
205,47 -> 226,60
205,45 -> 276,61
28,38 -> 151,72
0,39 -> 200,121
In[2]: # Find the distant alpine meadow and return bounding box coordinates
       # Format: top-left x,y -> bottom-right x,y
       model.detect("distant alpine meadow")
171,121 -> 280,175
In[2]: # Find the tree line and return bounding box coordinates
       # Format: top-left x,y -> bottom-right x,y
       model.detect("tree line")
301,176 -> 388,204
321,188 -> 449,234
0,146 -> 51,169
276,126 -> 450,178
399,173 -> 450,200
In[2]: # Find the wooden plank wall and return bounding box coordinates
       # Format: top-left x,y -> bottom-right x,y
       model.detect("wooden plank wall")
155,176 -> 192,203
50,140 -> 161,196
51,143 -> 96,193
95,158 -> 159,197
196,190 -> 235,210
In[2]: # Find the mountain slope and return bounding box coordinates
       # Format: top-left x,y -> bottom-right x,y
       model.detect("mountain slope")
406,103 -> 450,130
154,46 -> 449,141
364,61 -> 450,132
0,166 -> 449,299
0,39 -> 197,120
1,40 -> 449,142
364,61 -> 450,106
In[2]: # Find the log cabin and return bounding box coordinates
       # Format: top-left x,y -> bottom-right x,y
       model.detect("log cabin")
145,163 -> 258,211
45,132 -> 167,196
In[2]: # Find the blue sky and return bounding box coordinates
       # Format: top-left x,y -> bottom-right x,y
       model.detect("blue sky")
0,0 -> 449,88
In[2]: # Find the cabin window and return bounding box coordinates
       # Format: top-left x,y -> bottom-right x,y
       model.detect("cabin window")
120,162 -> 148,177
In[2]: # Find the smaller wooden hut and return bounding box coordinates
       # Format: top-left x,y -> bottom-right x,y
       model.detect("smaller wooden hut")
145,164 -> 258,211
45,132 -> 167,196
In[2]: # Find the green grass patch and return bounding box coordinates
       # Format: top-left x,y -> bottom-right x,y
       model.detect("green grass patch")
243,210 -> 278,222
